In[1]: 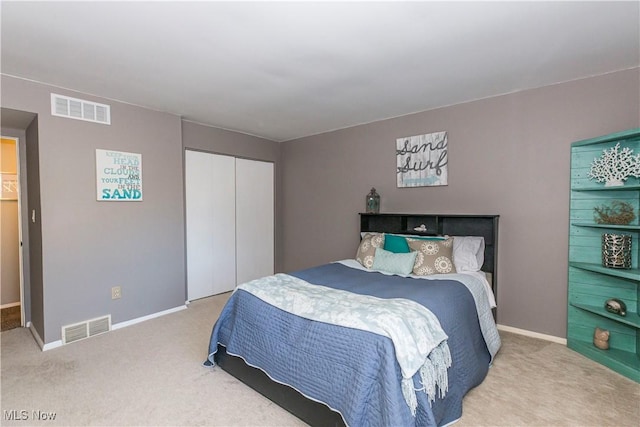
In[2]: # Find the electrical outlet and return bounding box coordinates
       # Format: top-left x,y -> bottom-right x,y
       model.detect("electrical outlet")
111,286 -> 122,299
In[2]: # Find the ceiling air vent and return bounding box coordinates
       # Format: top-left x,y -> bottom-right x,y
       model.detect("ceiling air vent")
51,93 -> 111,125
61,315 -> 112,345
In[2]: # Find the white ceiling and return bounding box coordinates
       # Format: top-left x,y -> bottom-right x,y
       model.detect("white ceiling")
1,1 -> 639,142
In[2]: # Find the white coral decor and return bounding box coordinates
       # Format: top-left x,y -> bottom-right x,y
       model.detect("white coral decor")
588,143 -> 640,187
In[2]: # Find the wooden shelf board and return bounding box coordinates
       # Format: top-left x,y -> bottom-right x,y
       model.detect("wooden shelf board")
571,128 -> 640,147
572,184 -> 640,192
569,262 -> 640,281
567,340 -> 640,383
570,302 -> 640,329
572,223 -> 640,231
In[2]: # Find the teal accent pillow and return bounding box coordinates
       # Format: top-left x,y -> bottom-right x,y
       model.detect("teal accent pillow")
373,247 -> 418,275
383,234 -> 410,253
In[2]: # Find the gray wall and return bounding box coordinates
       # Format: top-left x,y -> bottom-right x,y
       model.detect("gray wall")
181,120 -> 284,272
2,75 -> 186,344
280,68 -> 640,338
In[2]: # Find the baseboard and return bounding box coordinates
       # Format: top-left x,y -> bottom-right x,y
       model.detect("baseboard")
28,323 -> 62,351
35,304 -> 187,351
0,302 -> 21,309
111,304 -> 187,330
42,339 -> 63,351
497,324 -> 567,345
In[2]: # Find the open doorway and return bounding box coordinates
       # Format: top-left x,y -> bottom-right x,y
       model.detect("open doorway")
2,108 -> 41,341
1,136 -> 23,331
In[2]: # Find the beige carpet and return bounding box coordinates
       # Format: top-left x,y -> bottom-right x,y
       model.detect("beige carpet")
1,293 -> 638,426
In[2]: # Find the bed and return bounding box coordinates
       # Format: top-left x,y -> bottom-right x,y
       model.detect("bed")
206,213 -> 500,427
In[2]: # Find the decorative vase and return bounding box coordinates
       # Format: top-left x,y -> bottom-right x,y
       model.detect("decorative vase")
602,233 -> 632,269
366,188 -> 380,214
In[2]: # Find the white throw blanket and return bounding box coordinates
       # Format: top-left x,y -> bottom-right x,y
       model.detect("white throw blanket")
238,273 -> 452,415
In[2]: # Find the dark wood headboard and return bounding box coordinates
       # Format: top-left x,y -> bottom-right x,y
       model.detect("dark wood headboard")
359,213 -> 499,300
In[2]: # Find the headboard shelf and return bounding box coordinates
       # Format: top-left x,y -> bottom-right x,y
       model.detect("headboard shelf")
400,230 -> 440,237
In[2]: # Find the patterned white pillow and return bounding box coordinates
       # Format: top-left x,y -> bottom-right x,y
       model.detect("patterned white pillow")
407,237 -> 456,275
356,233 -> 384,268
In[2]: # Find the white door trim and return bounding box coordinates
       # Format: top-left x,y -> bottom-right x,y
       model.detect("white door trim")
1,135 -> 24,326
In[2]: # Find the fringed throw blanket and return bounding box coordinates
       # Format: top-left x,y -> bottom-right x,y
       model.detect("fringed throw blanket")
238,273 -> 452,415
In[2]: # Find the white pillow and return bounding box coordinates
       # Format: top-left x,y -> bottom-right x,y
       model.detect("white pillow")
452,236 -> 485,272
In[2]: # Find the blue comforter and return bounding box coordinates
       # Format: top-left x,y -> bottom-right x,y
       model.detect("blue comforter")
207,263 -> 496,426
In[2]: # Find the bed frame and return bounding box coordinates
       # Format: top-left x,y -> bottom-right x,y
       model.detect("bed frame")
215,213 -> 499,427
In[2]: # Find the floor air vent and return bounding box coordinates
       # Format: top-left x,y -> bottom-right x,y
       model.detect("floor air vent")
51,93 -> 111,125
62,315 -> 111,345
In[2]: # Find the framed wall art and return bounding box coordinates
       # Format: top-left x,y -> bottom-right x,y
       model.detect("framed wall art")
96,149 -> 143,201
396,131 -> 448,188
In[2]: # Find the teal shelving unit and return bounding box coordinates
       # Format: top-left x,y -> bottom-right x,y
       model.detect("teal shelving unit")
568,128 -> 640,383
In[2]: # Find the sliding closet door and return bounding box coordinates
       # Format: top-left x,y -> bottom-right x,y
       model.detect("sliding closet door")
185,151 -> 236,300
235,158 -> 274,284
